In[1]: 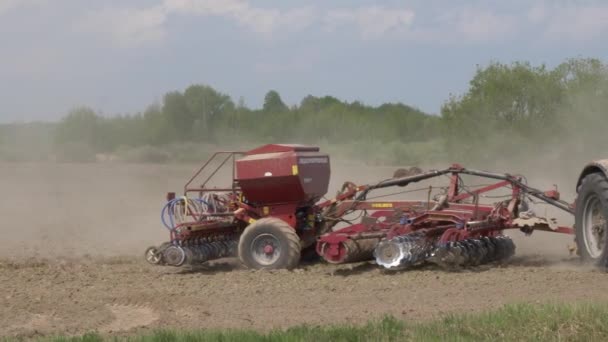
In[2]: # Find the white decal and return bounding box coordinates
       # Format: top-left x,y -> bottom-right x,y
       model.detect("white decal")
299,157 -> 329,165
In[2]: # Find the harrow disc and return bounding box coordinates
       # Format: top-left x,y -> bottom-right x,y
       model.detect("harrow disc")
374,239 -> 404,269
374,234 -> 432,270
163,245 -> 187,266
428,235 -> 516,269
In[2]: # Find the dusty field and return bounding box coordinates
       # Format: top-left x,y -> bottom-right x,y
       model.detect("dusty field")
1,161 -> 606,338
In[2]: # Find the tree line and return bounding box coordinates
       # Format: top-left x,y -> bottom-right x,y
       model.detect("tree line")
54,86 -> 439,153
3,57 -> 606,164
441,58 -> 608,163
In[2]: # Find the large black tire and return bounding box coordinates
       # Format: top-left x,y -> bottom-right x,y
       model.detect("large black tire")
575,173 -> 608,266
238,218 -> 301,270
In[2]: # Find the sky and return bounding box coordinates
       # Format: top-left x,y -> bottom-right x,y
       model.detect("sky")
1,0 -> 607,123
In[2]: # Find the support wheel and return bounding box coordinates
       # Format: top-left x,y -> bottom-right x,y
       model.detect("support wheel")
238,218 -> 301,270
575,173 -> 608,265
145,246 -> 163,265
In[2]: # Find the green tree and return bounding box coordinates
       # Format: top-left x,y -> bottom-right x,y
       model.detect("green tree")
556,58 -> 608,93
142,104 -> 168,145
441,62 -> 565,160
54,107 -> 101,147
183,85 -> 235,138
554,58 -> 608,153
263,90 -> 288,113
162,91 -> 192,141
299,95 -> 320,113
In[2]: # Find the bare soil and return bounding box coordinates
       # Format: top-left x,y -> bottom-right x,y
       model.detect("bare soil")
1,162 -> 606,339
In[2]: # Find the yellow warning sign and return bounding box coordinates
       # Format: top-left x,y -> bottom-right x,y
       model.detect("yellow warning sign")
371,203 -> 393,208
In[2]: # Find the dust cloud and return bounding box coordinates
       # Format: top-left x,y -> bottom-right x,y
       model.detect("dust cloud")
0,160 -> 426,259
0,142 -> 602,338
0,152 -> 587,262
2,98 -> 606,263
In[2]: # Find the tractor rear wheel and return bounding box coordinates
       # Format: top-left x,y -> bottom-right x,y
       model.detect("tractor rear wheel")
575,173 -> 608,266
238,218 -> 301,270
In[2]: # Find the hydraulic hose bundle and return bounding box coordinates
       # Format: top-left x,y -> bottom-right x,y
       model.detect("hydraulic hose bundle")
146,193 -> 237,266
161,193 -> 230,231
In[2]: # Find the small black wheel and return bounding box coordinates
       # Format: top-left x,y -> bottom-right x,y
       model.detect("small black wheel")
238,218 -> 301,269
575,173 -> 608,265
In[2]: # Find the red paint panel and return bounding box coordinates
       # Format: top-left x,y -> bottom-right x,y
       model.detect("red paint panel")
236,145 -> 330,205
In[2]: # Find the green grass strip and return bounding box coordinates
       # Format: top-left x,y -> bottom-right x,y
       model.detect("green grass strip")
11,302 -> 608,342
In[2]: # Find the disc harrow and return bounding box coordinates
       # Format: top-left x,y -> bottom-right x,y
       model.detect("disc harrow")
146,239 -> 237,266
373,234 -> 515,270
427,236 -> 515,269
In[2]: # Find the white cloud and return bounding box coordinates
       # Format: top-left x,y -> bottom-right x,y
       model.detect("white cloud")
406,1 -> 608,44
163,0 -> 315,34
533,3 -> 608,41
446,8 -> 517,42
242,7 -> 316,34
326,6 -> 415,39
165,0 -> 271,33
163,0 -> 247,15
80,5 -> 168,47
325,6 -> 517,43
0,0 -> 45,15
79,0 -> 316,46
0,0 -> 20,13
432,1 -> 608,44
74,0 -> 608,47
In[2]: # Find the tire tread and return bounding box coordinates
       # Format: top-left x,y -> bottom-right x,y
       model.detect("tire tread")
238,218 -> 301,270
575,173 -> 608,265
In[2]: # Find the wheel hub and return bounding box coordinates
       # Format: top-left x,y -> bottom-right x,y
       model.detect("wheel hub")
263,244 -> 274,255
251,233 -> 282,266
164,245 -> 186,266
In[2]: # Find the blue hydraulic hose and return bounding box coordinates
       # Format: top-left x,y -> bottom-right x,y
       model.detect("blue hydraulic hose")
160,200 -> 175,230
161,198 -> 210,231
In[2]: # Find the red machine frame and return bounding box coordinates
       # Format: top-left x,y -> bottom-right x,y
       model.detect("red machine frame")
155,149 -> 577,269
314,165 -> 574,264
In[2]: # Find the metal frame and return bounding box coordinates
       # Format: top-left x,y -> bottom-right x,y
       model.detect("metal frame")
183,151 -> 245,195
